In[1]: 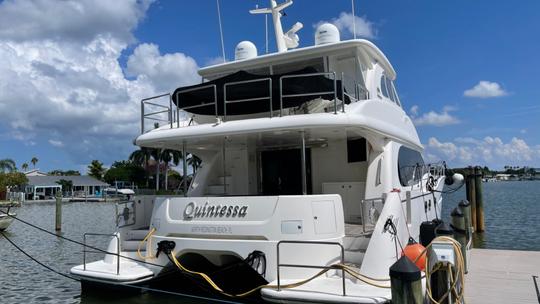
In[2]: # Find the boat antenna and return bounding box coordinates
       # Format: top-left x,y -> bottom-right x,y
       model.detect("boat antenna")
265,11 -> 269,53
216,0 -> 226,62
250,0 -> 302,53
351,0 -> 357,39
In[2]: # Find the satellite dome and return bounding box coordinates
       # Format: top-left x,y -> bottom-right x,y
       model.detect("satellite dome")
315,23 -> 340,45
234,41 -> 258,61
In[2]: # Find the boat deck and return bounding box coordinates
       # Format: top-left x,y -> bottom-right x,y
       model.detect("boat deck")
466,248 -> 540,304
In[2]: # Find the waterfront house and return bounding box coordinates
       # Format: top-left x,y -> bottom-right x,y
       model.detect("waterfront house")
25,175 -> 109,200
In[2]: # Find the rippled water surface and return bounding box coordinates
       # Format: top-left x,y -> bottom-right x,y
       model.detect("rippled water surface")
1,181 -> 539,303
442,180 -> 540,251
0,201 -> 221,304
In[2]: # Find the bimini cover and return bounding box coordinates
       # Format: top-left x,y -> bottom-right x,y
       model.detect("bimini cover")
172,67 -> 348,116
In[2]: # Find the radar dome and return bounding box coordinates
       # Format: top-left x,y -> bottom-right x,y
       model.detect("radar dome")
234,41 -> 258,61
315,23 -> 340,45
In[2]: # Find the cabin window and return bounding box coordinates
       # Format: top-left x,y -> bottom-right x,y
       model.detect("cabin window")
390,81 -> 401,106
386,77 -> 396,103
380,75 -> 389,99
347,138 -> 367,163
398,146 -> 425,186
375,158 -> 382,186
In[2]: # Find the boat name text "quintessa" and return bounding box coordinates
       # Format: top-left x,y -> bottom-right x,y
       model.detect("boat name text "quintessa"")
183,202 -> 248,219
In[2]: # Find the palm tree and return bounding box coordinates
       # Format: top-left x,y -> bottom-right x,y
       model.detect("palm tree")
160,149 -> 182,191
0,159 -> 16,173
87,160 -> 105,180
31,157 -> 38,169
129,148 -> 152,187
187,154 -> 202,174
22,163 -> 29,172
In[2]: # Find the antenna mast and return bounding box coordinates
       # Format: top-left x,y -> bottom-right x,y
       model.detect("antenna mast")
216,0 -> 226,62
351,0 -> 357,39
250,0 -> 302,53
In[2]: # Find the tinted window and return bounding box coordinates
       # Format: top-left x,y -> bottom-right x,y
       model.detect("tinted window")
347,138 -> 367,163
380,75 -> 389,98
398,146 -> 425,186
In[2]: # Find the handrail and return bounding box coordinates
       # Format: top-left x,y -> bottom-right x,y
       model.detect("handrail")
279,71 -> 337,116
83,233 -> 120,275
276,240 -> 346,296
141,93 -> 172,134
175,84 -> 218,125
223,78 -> 272,121
139,70 -> 370,131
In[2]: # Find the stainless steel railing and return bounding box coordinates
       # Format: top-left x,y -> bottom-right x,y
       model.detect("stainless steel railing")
139,70 -> 370,133
83,233 -> 120,275
175,84 -> 218,123
223,78 -> 272,121
279,71 -> 341,115
141,93 -> 172,133
276,240 -> 346,296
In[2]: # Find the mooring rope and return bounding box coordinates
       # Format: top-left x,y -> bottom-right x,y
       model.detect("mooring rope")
0,230 -> 244,304
0,209 -> 165,269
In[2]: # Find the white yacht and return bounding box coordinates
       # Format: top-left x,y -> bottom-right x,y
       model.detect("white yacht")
71,1 -> 455,302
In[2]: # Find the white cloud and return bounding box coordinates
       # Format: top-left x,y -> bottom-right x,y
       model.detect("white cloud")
0,0 -> 152,43
48,139 -> 64,147
426,136 -> 540,168
411,106 -> 460,127
316,12 -> 375,39
464,81 -> 507,98
126,43 -> 200,93
409,105 -> 419,116
0,1 -> 200,167
204,56 -> 226,67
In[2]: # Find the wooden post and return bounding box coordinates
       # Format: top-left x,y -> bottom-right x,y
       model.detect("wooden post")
390,256 -> 423,304
475,166 -> 485,232
465,167 -> 477,231
55,191 -> 62,231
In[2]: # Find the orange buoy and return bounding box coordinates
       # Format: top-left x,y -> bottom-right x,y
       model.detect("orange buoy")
401,238 -> 427,271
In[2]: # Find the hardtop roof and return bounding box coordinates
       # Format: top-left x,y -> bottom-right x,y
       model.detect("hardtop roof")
198,39 -> 397,80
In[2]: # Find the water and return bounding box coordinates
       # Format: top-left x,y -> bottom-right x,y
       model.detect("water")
1,181 -> 539,303
442,180 -> 540,251
0,201 -> 220,304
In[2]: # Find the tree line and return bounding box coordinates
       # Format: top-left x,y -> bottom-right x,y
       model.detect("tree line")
87,148 -> 201,191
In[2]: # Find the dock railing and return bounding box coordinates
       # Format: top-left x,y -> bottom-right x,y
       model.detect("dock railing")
276,240 -> 346,296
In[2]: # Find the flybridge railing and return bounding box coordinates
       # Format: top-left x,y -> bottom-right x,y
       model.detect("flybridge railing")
140,71 -> 368,133
224,78 -> 272,121
140,93 -> 173,134
279,71 -> 343,115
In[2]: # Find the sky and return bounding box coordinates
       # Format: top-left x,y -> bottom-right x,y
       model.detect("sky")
0,0 -> 539,173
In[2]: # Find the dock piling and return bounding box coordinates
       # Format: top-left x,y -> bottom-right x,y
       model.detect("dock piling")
390,256 -> 423,304
474,166 -> 485,232
465,167 -> 477,231
55,191 -> 62,231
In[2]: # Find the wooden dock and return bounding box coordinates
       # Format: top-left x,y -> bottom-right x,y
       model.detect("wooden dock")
466,249 -> 540,304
